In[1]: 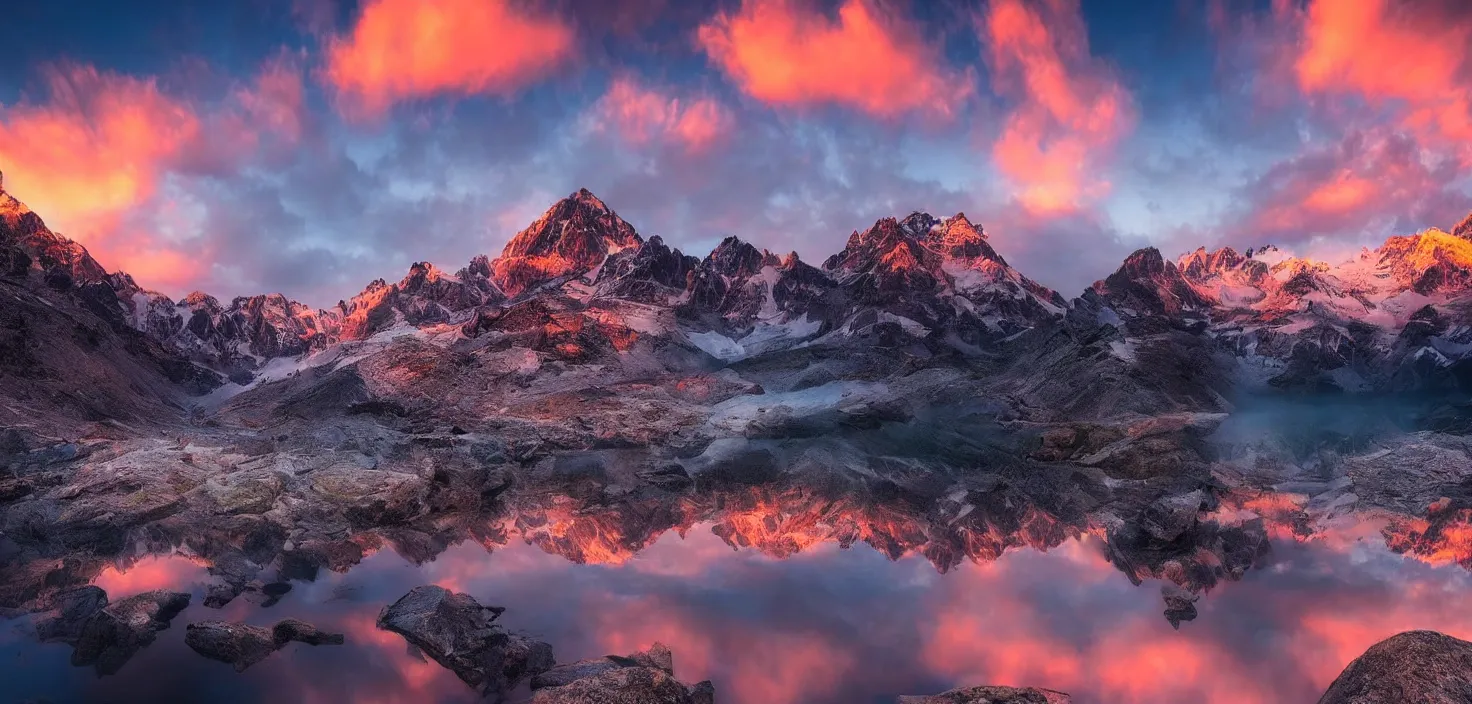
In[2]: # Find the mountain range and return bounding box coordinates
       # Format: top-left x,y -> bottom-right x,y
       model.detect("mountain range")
5,175 -> 1471,433
7,171 -> 1472,696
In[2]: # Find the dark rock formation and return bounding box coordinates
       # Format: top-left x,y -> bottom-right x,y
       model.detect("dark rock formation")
1161,583 -> 1199,629
1139,489 -> 1207,543
35,586 -> 108,644
1092,247 -> 1212,318
529,643 -> 714,704
185,618 -> 344,671
898,685 -> 1072,703
531,642 -> 675,689
594,236 -> 698,303
70,590 -> 191,675
376,586 -> 554,698
185,622 -> 278,672
1317,631 -> 1472,704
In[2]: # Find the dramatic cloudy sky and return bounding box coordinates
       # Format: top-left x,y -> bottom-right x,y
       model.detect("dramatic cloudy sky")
2,0 -> 1469,305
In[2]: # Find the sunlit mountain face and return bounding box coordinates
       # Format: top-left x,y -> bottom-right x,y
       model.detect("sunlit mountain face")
3,1 -> 1472,703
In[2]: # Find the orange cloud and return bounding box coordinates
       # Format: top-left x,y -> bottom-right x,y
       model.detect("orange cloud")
1241,131 -> 1445,239
325,0 -> 576,117
1301,173 -> 1376,214
592,77 -> 735,155
697,0 -> 970,120
1292,0 -> 1472,148
0,64 -> 205,287
0,65 -> 199,230
982,0 -> 1134,215
0,61 -> 313,291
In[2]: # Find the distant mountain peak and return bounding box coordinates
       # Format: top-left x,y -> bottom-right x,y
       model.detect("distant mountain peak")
900,211 -> 940,238
0,172 -> 31,222
1454,211 -> 1472,241
927,212 -> 1003,265
701,235 -> 776,279
492,188 -> 642,296
1177,246 -> 1245,280
1095,247 -> 1212,316
1379,228 -> 1472,294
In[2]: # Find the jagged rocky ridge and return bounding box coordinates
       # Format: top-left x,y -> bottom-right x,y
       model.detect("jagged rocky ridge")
9,179 -> 1470,409
5,175 -> 1472,697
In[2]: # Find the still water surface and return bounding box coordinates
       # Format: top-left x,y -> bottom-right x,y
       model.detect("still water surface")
4,513 -> 1471,703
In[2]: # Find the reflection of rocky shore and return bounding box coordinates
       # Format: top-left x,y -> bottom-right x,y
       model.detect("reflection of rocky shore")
0,429 -> 1273,629
8,414 -> 1472,636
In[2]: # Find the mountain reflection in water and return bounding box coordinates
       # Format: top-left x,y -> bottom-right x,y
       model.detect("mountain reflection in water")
5,484 -> 1472,704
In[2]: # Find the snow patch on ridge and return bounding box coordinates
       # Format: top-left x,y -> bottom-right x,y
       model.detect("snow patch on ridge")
686,314 -> 823,362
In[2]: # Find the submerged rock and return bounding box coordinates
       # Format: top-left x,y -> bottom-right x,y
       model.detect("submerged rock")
898,685 -> 1072,703
186,618 -> 344,671
1317,631 -> 1472,704
1161,583 -> 1199,629
531,642 -> 685,690
377,585 -> 553,698
35,586 -> 108,644
272,617 -> 344,646
71,590 -> 191,675
529,643 -> 714,704
186,622 -> 278,672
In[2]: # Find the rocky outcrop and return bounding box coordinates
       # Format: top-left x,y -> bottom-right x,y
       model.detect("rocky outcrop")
0,176 -> 109,286
593,236 -> 698,303
529,643 -> 714,704
70,590 -> 191,675
35,585 -> 109,644
377,586 -> 554,697
1317,631 -> 1472,704
898,685 -> 1072,703
1378,229 -> 1472,295
185,618 -> 344,671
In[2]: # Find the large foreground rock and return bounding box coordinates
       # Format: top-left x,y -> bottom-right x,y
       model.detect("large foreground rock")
898,686 -> 1072,703
529,642 -> 714,703
185,618 -> 344,671
529,643 -> 714,704
376,585 -> 553,698
1317,631 -> 1472,704
71,590 -> 191,675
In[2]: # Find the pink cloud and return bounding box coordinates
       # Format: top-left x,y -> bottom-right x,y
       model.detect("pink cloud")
0,61 -> 313,291
325,0 -> 576,118
591,77 -> 735,155
1236,131 -> 1458,243
237,55 -> 310,146
1292,0 -> 1472,151
981,0 -> 1135,215
697,0 -> 971,120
